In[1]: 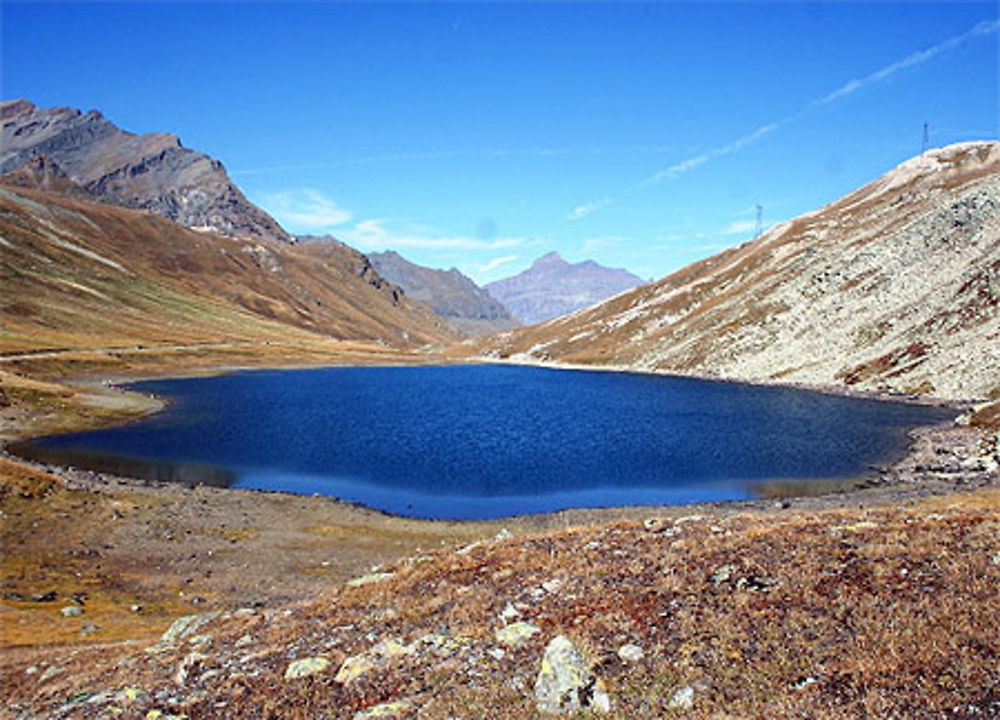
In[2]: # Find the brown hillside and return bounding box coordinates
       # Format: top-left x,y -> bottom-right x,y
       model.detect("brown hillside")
0,185 -> 459,357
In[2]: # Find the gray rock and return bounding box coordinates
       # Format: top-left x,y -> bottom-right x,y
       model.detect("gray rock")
147,612 -> 220,652
534,635 -> 610,714
61,606 -> 83,617
617,643 -> 644,663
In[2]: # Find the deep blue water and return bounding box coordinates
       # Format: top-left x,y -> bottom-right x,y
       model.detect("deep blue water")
17,365 -> 954,519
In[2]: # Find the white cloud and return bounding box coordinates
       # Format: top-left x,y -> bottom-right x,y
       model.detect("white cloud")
259,189 -> 352,230
340,218 -> 526,252
477,254 -> 520,274
568,197 -> 611,221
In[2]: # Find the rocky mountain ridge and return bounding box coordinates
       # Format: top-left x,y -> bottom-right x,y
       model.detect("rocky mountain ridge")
366,250 -> 519,337
485,252 -> 645,325
0,99 -> 290,243
475,142 -> 1000,401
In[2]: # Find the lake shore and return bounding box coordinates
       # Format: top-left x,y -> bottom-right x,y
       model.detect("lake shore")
2,348 -> 998,653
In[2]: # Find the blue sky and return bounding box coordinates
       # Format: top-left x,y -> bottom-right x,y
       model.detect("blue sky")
3,2 -> 998,284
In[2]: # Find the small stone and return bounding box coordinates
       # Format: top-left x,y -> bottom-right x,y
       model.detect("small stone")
235,633 -> 253,648
617,643 -> 644,663
284,656 -> 330,680
831,520 -> 879,533
80,623 -> 100,636
131,604 -> 143,613
487,647 -> 506,660
500,602 -> 521,623
534,635 -> 610,714
991,551 -> 1000,566
39,665 -> 64,682
353,699 -> 413,719
495,621 -> 541,648
345,572 -> 394,588
710,565 -> 734,585
61,606 -> 84,618
668,684 -> 695,709
31,591 -> 57,602
495,528 -> 514,541
541,578 -> 563,594
643,517 -> 668,532
335,653 -> 376,684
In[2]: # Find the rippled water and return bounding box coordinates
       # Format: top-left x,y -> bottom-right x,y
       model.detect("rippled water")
16,365 -> 954,519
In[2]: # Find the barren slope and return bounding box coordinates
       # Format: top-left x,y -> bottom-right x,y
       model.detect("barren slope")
0,185 -> 458,355
475,142 -> 1000,401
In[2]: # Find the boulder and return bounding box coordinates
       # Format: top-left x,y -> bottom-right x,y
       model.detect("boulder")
534,635 -> 610,714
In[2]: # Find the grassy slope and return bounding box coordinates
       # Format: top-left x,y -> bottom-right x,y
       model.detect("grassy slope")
0,185 -> 458,356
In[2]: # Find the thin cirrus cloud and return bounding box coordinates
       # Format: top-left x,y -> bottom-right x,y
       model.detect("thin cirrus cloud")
475,254 -> 520,274
259,189 -> 352,229
568,18 -> 1000,221
339,218 -> 527,252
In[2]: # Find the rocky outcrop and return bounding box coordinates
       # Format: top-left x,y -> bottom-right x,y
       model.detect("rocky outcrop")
476,142 -> 1000,401
485,252 -> 644,325
365,250 -> 519,337
0,99 -> 290,242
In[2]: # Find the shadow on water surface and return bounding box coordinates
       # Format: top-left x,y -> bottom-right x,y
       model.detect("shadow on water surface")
10,442 -> 235,489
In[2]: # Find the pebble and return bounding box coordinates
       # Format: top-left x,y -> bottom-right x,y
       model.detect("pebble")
61,606 -> 83,618
617,643 -> 644,663
668,684 -> 695,709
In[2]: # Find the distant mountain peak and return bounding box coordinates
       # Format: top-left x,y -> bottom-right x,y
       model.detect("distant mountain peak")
534,251 -> 567,266
486,253 -> 643,325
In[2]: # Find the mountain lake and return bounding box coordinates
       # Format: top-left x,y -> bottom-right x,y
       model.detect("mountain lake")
14,364 -> 956,519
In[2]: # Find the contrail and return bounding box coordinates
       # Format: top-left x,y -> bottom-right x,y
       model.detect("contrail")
568,18 -> 1000,221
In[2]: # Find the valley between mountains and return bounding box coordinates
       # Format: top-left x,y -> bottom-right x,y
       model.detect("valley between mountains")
1,100 -> 999,718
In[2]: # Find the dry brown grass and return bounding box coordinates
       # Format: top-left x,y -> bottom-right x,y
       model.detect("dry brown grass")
4,489 -> 997,718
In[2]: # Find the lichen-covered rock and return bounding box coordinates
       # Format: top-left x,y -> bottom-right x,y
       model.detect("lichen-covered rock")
284,656 -> 330,680
534,635 -> 610,714
335,638 -> 413,684
496,621 -> 540,648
